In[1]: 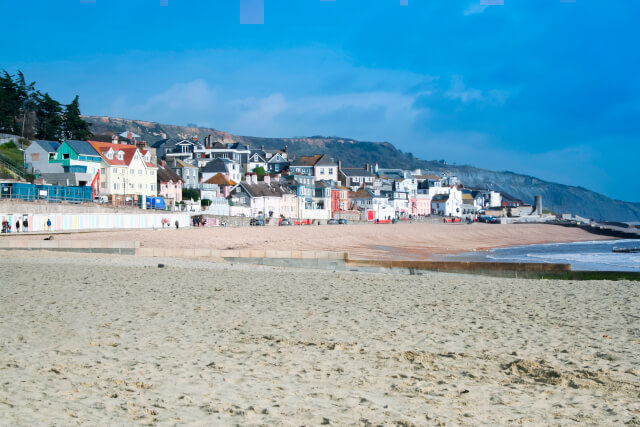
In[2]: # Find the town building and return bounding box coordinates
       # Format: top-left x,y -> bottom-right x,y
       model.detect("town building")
88,141 -> 158,203
157,165 -> 183,206
24,140 -> 62,175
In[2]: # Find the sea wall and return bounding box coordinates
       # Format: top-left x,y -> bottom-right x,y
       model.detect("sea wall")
0,212 -> 191,232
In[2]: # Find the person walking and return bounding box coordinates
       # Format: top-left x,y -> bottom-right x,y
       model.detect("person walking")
46,218 -> 51,231
15,219 -> 20,233
22,218 -> 28,232
175,219 -> 179,229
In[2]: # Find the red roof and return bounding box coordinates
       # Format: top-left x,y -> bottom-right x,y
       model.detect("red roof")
88,141 -> 156,168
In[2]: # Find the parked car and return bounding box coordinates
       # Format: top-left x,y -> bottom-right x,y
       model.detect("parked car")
327,219 -> 339,224
280,218 -> 292,226
250,218 -> 265,226
93,195 -> 109,204
338,219 -> 348,224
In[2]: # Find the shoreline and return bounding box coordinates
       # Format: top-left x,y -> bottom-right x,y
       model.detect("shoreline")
2,222 -> 615,261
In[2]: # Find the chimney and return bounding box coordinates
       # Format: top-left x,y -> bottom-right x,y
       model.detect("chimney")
374,162 -> 379,173
284,145 -> 288,158
365,163 -> 370,172
246,172 -> 252,181
193,135 -> 198,143
252,173 -> 258,184
338,159 -> 342,171
264,174 -> 271,185
261,145 -> 265,151
112,134 -> 118,144
127,131 -> 133,143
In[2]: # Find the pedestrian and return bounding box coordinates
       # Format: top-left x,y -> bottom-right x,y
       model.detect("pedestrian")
23,217 -> 28,232
162,218 -> 166,228
46,218 -> 51,231
15,219 -> 20,232
175,219 -> 179,229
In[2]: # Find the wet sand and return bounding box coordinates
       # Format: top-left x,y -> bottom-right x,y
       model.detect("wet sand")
5,222 -> 613,260
1,252 -> 638,425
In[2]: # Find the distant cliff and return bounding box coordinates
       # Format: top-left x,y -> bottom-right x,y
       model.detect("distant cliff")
84,115 -> 640,222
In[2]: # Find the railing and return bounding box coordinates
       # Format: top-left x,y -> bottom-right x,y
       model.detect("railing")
0,152 -> 29,179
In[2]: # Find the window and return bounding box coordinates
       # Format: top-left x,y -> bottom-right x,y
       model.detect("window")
139,169 -> 142,175
320,168 -> 324,174
63,153 -> 70,159
329,168 -> 333,174
100,168 -> 105,175
31,153 -> 40,161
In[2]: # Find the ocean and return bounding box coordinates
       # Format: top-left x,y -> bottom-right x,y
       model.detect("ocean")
437,239 -> 640,272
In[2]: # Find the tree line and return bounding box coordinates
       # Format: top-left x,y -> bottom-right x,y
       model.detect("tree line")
0,70 -> 92,141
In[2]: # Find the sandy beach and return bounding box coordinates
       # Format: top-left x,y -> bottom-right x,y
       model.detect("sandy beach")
1,251 -> 638,425
5,222 -> 613,260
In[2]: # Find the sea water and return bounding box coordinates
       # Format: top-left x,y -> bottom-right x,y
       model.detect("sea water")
438,239 -> 640,272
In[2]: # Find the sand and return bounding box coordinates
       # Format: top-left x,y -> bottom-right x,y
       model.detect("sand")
1,251 -> 638,425
6,222 -> 613,259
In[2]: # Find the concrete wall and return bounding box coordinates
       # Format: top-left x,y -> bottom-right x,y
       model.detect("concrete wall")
0,211 -> 191,232
0,201 -> 170,214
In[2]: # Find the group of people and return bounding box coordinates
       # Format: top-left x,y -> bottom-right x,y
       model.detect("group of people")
161,218 -> 181,229
1,217 -> 52,233
191,215 -> 207,227
1,217 -> 28,233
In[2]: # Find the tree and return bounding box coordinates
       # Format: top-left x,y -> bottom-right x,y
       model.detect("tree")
35,92 -> 63,141
15,71 -> 38,138
63,95 -> 92,140
0,71 -> 19,134
182,188 -> 200,201
252,166 -> 266,181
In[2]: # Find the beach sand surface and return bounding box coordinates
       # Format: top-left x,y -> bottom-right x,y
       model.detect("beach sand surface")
5,223 -> 613,259
1,251 -> 638,425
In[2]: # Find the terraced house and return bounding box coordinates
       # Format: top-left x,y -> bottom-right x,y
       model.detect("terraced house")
89,141 -> 158,203
49,140 -> 102,186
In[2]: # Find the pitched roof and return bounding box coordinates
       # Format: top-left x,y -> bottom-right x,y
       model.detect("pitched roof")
88,141 -> 156,168
227,142 -> 249,150
341,167 -> 374,177
414,174 -> 442,180
209,141 -> 227,149
240,181 -> 294,198
157,165 -> 183,184
88,141 -> 137,166
33,140 -> 60,153
291,155 -> 322,167
315,154 -> 337,166
349,188 -> 376,199
66,140 -> 100,156
175,159 -> 198,168
203,173 -> 236,186
151,138 -> 200,149
202,158 -> 232,173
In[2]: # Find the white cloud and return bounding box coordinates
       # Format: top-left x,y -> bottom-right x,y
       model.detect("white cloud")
118,80 -> 217,125
446,76 -> 483,103
463,3 -> 489,16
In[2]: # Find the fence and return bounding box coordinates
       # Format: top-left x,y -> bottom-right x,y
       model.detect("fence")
1,182 -> 93,203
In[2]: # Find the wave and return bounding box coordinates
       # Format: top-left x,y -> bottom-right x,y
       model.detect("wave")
524,252 -> 640,270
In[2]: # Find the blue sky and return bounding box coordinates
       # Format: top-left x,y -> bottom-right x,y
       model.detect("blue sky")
2,0 -> 639,202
